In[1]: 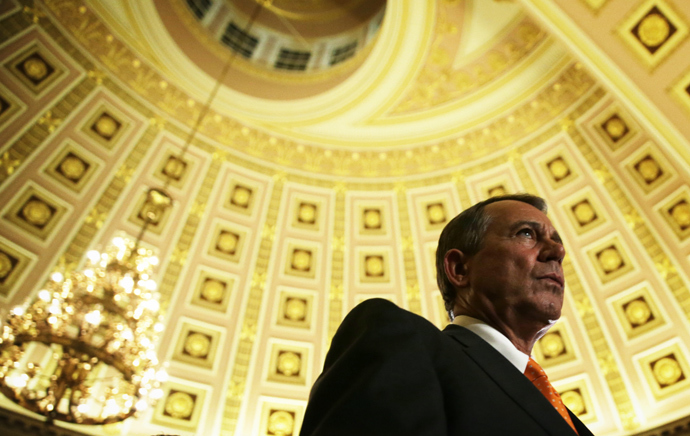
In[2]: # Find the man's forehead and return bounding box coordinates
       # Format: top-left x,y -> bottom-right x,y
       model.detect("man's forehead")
485,200 -> 551,226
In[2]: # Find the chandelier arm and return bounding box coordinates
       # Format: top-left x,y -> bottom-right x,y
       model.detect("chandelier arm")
12,334 -> 137,380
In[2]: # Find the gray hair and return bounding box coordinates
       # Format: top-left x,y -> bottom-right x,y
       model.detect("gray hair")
435,194 -> 547,319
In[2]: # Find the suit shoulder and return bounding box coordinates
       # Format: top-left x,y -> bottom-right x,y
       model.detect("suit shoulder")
344,298 -> 439,330
322,298 -> 446,371
327,299 -> 443,353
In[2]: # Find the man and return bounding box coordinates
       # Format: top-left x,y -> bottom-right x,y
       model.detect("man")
301,194 -> 594,436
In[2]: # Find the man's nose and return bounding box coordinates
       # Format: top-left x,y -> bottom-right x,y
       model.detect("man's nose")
539,239 -> 565,263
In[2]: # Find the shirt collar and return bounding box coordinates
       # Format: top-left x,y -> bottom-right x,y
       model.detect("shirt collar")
452,315 -> 530,372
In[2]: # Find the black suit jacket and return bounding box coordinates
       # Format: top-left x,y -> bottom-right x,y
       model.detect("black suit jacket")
301,298 -> 594,436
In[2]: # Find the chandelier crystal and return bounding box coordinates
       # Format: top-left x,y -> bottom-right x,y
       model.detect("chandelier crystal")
0,236 -> 166,425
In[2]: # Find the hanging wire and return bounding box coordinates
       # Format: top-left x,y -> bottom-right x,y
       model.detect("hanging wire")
167,0 -> 268,183
271,11 -> 311,49
134,0 -> 268,250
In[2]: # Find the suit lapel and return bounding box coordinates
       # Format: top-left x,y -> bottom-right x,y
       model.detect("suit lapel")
443,325 -> 579,436
570,410 -> 595,436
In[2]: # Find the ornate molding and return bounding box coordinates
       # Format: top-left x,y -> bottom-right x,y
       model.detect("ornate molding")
634,415 -> 690,436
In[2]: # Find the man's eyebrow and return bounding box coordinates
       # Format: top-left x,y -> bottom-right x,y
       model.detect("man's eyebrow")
508,220 -> 539,232
510,220 -> 563,244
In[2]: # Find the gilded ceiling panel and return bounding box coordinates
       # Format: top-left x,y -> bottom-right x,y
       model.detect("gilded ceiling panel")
616,0 -> 689,70
150,377 -> 210,433
670,68 -> 690,117
0,236 -> 35,299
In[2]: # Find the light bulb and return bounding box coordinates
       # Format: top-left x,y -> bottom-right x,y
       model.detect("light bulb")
145,300 -> 159,312
120,276 -> 134,291
103,399 -> 120,416
6,374 -> 27,388
87,250 -> 100,264
155,369 -> 168,382
85,310 -> 102,325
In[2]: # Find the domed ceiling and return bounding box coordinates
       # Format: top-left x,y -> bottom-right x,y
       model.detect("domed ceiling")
1,0 -> 690,435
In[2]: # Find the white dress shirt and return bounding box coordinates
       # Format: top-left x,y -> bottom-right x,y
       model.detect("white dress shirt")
452,315 -> 530,373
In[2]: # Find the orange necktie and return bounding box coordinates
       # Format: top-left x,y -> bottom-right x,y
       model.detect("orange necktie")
524,357 -> 578,434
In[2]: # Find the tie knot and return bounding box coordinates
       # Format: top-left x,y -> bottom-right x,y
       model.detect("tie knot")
524,357 -> 548,382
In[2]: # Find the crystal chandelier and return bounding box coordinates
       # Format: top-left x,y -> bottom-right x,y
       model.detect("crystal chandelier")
0,0 -> 271,428
0,236 -> 167,425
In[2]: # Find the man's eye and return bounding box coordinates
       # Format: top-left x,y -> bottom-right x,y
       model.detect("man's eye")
518,228 -> 534,237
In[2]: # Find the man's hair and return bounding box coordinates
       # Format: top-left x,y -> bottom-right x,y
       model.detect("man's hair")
435,193 -> 547,315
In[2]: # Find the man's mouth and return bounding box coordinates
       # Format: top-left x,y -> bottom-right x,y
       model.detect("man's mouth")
540,274 -> 564,288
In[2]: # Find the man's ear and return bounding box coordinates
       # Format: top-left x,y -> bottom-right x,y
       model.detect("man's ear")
444,249 -> 470,288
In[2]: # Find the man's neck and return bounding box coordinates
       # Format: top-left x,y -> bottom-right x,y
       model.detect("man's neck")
453,309 -> 554,355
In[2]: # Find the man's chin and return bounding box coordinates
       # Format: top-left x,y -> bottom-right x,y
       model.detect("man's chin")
535,317 -> 559,341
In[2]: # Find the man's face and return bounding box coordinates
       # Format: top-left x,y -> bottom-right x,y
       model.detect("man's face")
462,200 -> 566,326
